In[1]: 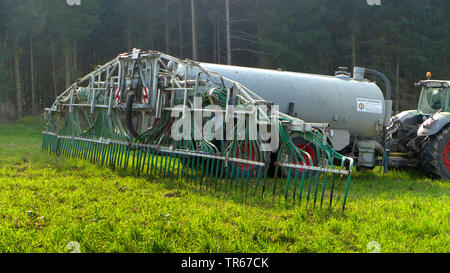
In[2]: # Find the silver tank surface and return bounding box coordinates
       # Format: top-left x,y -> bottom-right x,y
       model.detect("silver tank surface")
197,63 -> 386,139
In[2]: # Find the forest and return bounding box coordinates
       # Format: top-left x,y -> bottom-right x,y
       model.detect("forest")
0,0 -> 449,121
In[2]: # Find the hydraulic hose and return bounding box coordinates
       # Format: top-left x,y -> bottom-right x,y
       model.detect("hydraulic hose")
126,92 -> 139,138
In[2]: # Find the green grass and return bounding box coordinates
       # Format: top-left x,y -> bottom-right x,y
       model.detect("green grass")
0,122 -> 448,253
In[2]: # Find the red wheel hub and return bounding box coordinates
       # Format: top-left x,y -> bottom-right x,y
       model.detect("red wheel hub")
444,141 -> 450,171
234,143 -> 259,172
293,144 -> 315,173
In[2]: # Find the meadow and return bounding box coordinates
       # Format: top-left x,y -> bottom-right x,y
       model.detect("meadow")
0,121 -> 448,253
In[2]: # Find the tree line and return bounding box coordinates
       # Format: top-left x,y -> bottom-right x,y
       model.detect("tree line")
0,0 -> 448,121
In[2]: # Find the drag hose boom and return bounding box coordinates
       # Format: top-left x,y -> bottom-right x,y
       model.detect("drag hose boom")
43,49 -> 355,210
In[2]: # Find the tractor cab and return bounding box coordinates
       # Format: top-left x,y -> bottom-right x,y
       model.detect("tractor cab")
417,80 -> 450,116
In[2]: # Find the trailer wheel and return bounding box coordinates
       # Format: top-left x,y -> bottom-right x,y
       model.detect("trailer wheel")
420,125 -> 450,180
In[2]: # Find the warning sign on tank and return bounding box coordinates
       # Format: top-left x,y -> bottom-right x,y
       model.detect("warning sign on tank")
357,98 -> 383,114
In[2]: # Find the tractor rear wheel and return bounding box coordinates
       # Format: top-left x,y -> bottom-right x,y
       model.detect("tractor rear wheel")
420,125 -> 450,180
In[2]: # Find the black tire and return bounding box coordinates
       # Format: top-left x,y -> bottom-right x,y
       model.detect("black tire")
420,125 -> 450,180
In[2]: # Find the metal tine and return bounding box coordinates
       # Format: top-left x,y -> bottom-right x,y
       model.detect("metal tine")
133,144 -> 139,171
62,138 -> 66,156
181,153 -> 188,181
111,142 -> 117,168
107,141 -> 113,167
141,146 -> 147,174
223,160 -> 231,194
83,139 -> 89,160
180,154 -> 187,180
60,138 -> 65,157
159,152 -> 167,176
82,139 -> 87,159
91,141 -> 96,162
298,170 -> 306,206
150,147 -> 157,176
59,138 -> 65,156
101,143 -> 107,166
139,146 -> 145,174
245,162 -> 253,198
154,149 -> 160,177
194,154 -> 201,186
184,154 -> 191,181
253,165 -> 263,197
239,161 -> 247,194
91,142 -> 96,162
329,173 -> 335,207
261,166 -> 269,199
234,160 -> 242,194
75,139 -> 81,158
105,142 -> 110,166
163,151 -> 170,177
199,156 -> 206,188
291,168 -> 300,202
115,143 -> 121,168
305,169 -> 314,205
68,138 -> 73,158
170,152 -> 178,178
194,154 -> 201,185
113,143 -> 120,169
320,172 -> 329,208
208,158 -> 215,190
157,150 -> 163,177
135,145 -> 140,174
313,171 -> 322,207
164,151 -> 172,178
141,145 -> 147,173
158,150 -> 164,177
188,154 -> 196,183
64,139 -> 69,157
77,139 -> 83,159
75,139 -> 80,158
203,157 -> 210,190
272,163 -> 280,200
163,151 -> 169,178
104,141 -> 110,165
124,145 -> 130,170
146,146 -> 152,176
176,153 -> 182,179
72,138 -> 78,158
215,159 -> 223,192
285,166 -> 293,201
112,143 -> 120,169
71,139 -> 77,158
84,140 -> 90,160
342,171 -> 353,211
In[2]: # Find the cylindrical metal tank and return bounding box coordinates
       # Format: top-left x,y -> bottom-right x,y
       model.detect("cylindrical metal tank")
197,63 -> 386,139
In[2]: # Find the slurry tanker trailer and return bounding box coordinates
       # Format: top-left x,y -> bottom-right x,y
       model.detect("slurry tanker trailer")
194,63 -> 392,171
42,49 -> 447,212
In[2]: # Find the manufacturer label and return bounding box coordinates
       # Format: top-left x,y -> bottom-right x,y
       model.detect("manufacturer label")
357,98 -> 383,114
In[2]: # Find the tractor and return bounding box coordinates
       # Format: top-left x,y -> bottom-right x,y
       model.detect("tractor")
388,73 -> 450,180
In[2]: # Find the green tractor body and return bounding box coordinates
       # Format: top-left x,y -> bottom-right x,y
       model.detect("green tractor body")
388,79 -> 450,179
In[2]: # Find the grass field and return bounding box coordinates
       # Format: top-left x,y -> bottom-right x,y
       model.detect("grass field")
0,121 -> 448,253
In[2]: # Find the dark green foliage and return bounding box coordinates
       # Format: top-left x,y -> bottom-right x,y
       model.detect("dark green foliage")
0,0 -> 449,118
